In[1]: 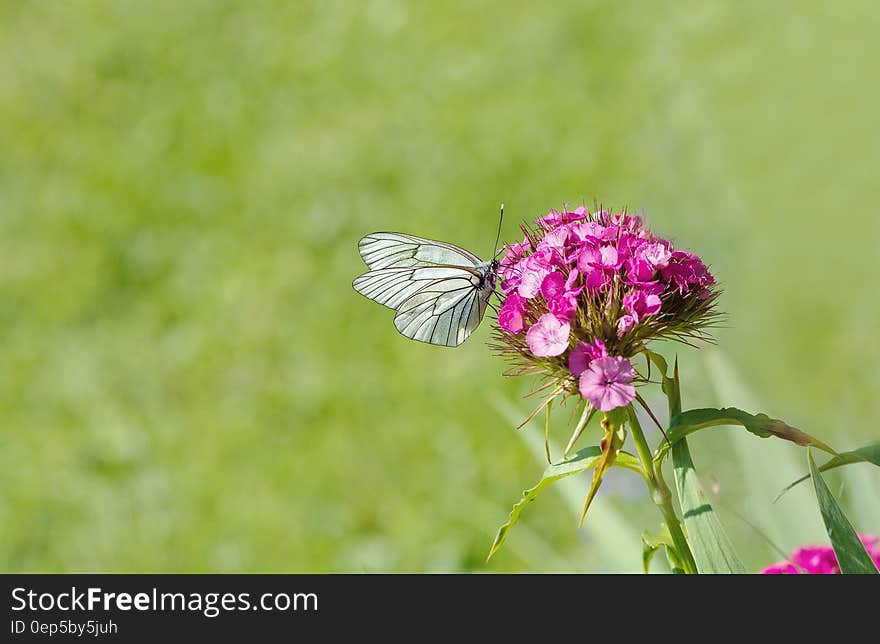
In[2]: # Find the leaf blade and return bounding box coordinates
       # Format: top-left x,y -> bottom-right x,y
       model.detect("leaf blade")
662,407 -> 837,457
776,442 -> 880,501
672,438 -> 747,574
808,449 -> 879,575
487,446 -> 642,561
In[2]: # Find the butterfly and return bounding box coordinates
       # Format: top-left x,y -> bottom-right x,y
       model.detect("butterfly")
352,206 -> 504,347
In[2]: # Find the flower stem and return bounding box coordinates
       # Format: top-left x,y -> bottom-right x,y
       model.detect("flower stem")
626,404 -> 697,574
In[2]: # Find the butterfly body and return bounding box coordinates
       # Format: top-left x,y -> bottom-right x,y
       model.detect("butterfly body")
353,232 -> 499,347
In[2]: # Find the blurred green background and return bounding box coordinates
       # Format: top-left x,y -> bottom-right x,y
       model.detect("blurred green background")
1,1 -> 878,572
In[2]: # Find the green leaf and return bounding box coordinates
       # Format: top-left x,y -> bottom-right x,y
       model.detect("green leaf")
672,438 -> 747,573
578,410 -> 627,527
808,449 -> 879,574
642,533 -> 662,575
487,446 -> 643,561
661,407 -> 837,458
776,442 -> 880,501
642,525 -> 684,574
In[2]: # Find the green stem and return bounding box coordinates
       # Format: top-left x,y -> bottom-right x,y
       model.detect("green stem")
627,404 -> 698,575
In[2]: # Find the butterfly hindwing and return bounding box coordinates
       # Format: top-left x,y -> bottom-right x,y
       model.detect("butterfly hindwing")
393,274 -> 482,347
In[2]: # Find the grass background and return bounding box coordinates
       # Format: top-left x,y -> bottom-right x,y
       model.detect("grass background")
1,1 -> 877,572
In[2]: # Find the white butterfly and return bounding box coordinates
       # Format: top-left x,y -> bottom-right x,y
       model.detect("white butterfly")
353,216 -> 503,347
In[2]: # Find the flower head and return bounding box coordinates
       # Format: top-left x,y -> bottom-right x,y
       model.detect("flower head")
492,203 -> 721,413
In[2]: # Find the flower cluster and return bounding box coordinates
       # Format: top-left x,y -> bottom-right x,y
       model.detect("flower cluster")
760,535 -> 880,574
493,205 -> 719,412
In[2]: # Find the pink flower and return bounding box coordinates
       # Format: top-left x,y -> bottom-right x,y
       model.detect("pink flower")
568,339 -> 608,377
536,226 -> 570,254
610,212 -> 645,232
617,315 -> 635,337
578,356 -> 636,411
498,293 -> 526,334
760,535 -> 880,574
547,292 -> 578,321
526,313 -> 571,357
540,272 -> 566,301
501,238 -> 531,267
623,289 -> 662,321
642,241 -> 672,268
570,221 -> 617,245
576,245 -> 622,295
625,256 -> 656,284
517,250 -> 554,299
537,206 -> 588,230
577,244 -> 623,273
662,251 -> 715,294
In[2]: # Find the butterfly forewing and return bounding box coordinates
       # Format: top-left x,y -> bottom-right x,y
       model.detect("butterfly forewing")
353,232 -> 497,347
358,232 -> 482,270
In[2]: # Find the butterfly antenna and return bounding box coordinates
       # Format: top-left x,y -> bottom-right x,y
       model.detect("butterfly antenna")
492,202 -> 504,258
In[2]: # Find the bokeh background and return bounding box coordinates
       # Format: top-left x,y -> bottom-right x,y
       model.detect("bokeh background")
2,1 -> 878,572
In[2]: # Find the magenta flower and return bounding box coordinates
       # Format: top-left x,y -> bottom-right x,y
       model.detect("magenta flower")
539,271 -> 583,322
516,250 -> 554,299
498,293 -> 526,334
571,220 -> 617,245
539,272 -> 566,301
526,313 -> 571,357
568,339 -> 608,377
578,356 -> 637,412
617,314 -> 635,338
577,245 -> 623,275
760,535 -> 880,574
662,251 -> 715,294
537,206 -> 588,230
623,289 -> 662,321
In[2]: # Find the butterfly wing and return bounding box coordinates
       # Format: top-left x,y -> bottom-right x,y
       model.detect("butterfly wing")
353,265 -> 493,347
358,232 -> 482,270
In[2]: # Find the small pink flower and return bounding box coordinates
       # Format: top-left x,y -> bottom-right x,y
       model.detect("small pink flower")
760,534 -> 880,574
517,250 -> 554,299
537,206 -> 588,230
498,293 -> 526,334
571,221 -> 617,245
501,238 -> 531,267
536,226 -> 570,254
642,241 -> 672,269
526,313 -> 571,357
623,289 -> 662,321
539,270 -> 583,322
625,256 -> 656,284
568,339 -> 608,377
579,356 -> 636,411
547,292 -> 578,321
617,315 -> 635,337
610,212 -> 644,232
662,251 -> 715,293
540,272 -> 566,301
576,245 -> 624,283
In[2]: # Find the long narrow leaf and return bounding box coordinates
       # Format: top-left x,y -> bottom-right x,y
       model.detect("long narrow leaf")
487,446 -> 642,561
661,407 -> 836,458
808,450 -> 879,574
776,443 -> 880,501
578,412 -> 627,527
672,438 -> 747,573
